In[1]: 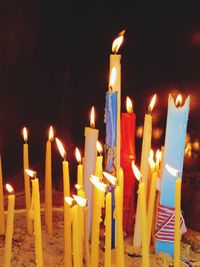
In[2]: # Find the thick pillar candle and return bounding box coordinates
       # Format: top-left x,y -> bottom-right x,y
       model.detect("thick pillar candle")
3,184 -> 15,267
174,178 -> 181,267
156,95 -> 190,256
0,155 -> 5,235
83,107 -> 99,235
44,126 -> 54,235
23,127 -> 33,235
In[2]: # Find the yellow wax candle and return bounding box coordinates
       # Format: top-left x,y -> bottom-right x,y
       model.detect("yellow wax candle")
75,147 -> 83,189
104,191 -> 112,267
44,126 -> 54,235
95,140 -> 103,178
56,138 -> 72,267
133,94 -> 156,248
0,155 -> 5,235
23,127 -> 33,235
174,178 -> 181,267
83,206 -> 91,267
115,169 -> 125,267
132,162 -> 150,267
3,184 -> 15,267
72,204 -> 82,267
90,176 -> 106,267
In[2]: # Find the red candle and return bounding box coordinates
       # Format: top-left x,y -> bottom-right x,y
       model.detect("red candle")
120,96 -> 136,235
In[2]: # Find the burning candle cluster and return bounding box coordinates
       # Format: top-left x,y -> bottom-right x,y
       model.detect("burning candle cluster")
0,30 -> 191,267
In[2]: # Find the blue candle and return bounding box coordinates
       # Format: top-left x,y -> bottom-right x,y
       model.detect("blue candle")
156,94 -> 190,256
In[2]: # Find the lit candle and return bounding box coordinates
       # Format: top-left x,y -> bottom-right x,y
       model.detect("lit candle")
75,147 -> 83,187
147,151 -> 157,247
133,94 -> 156,248
132,162 -> 150,267
44,125 -> 54,235
156,94 -> 190,256
26,169 -> 43,267
83,107 -> 99,235
56,138 -> 72,267
23,127 -> 33,235
90,175 -> 107,267
95,140 -> 103,178
0,155 -> 5,235
3,184 -> 15,267
120,96 -> 136,234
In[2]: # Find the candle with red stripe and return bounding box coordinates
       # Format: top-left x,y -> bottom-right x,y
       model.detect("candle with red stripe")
120,96 -> 136,234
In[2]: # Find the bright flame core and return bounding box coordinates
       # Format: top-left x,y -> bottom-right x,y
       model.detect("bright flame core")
126,96 -> 133,113
75,147 -> 81,164
65,196 -> 74,206
90,106 -> 95,128
175,94 -> 182,107
156,149 -> 162,163
96,141 -> 103,154
90,175 -> 107,192
103,171 -> 117,186
132,161 -> 142,182
112,30 -> 125,53
73,195 -> 87,207
25,169 -> 37,178
49,126 -> 54,141
5,183 -> 14,194
56,138 -> 66,159
75,184 -> 83,190
165,164 -> 179,177
148,94 -> 157,113
23,127 -> 28,142
109,67 -> 116,90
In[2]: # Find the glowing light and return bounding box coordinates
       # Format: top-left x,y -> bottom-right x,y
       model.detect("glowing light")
48,126 -> 54,141
75,147 -> 81,164
96,140 -> 103,154
75,184 -> 83,190
56,138 -> 66,159
23,127 -> 28,142
148,94 -> 157,113
109,67 -> 116,90
112,30 -> 125,53
25,169 -> 37,178
126,96 -> 133,113
175,94 -> 182,107
136,126 -> 143,138
156,149 -> 162,164
165,164 -> 179,177
65,196 -> 74,206
103,171 -> 117,186
90,106 -> 95,128
149,150 -> 155,170
73,195 -> 87,207
90,175 -> 107,192
131,161 -> 142,182
5,184 -> 14,194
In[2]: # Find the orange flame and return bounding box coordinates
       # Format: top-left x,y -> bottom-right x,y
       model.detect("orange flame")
90,106 -> 95,128
126,96 -> 133,113
75,184 -> 83,190
23,127 -> 28,142
175,94 -> 182,107
48,126 -> 54,141
112,30 -> 125,53
156,149 -> 162,164
90,175 -> 107,192
109,67 -> 116,90
75,147 -> 81,164
103,171 -> 117,186
65,196 -> 74,206
96,141 -> 103,154
149,149 -> 155,170
165,164 -> 179,177
5,183 -> 14,194
132,161 -> 142,182
73,195 -> 87,207
56,138 -> 66,159
25,169 -> 37,178
148,94 -> 157,113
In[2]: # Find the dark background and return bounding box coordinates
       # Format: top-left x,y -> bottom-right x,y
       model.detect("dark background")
0,2 -> 200,191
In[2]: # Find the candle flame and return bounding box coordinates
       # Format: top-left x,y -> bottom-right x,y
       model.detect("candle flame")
25,169 -> 37,178
75,147 -> 82,164
148,94 -> 157,113
23,127 -> 28,142
109,67 -> 116,90
90,106 -> 95,128
5,183 -> 14,194
75,184 -> 83,190
132,161 -> 142,182
156,149 -> 162,163
112,30 -> 125,53
73,195 -> 87,207
148,156 -> 156,170
165,164 -> 179,177
65,196 -> 74,206
126,96 -> 133,113
56,138 -> 66,159
175,94 -> 182,107
48,126 -> 54,141
150,149 -> 154,160
90,175 -> 107,192
103,171 -> 117,186
96,140 -> 103,154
